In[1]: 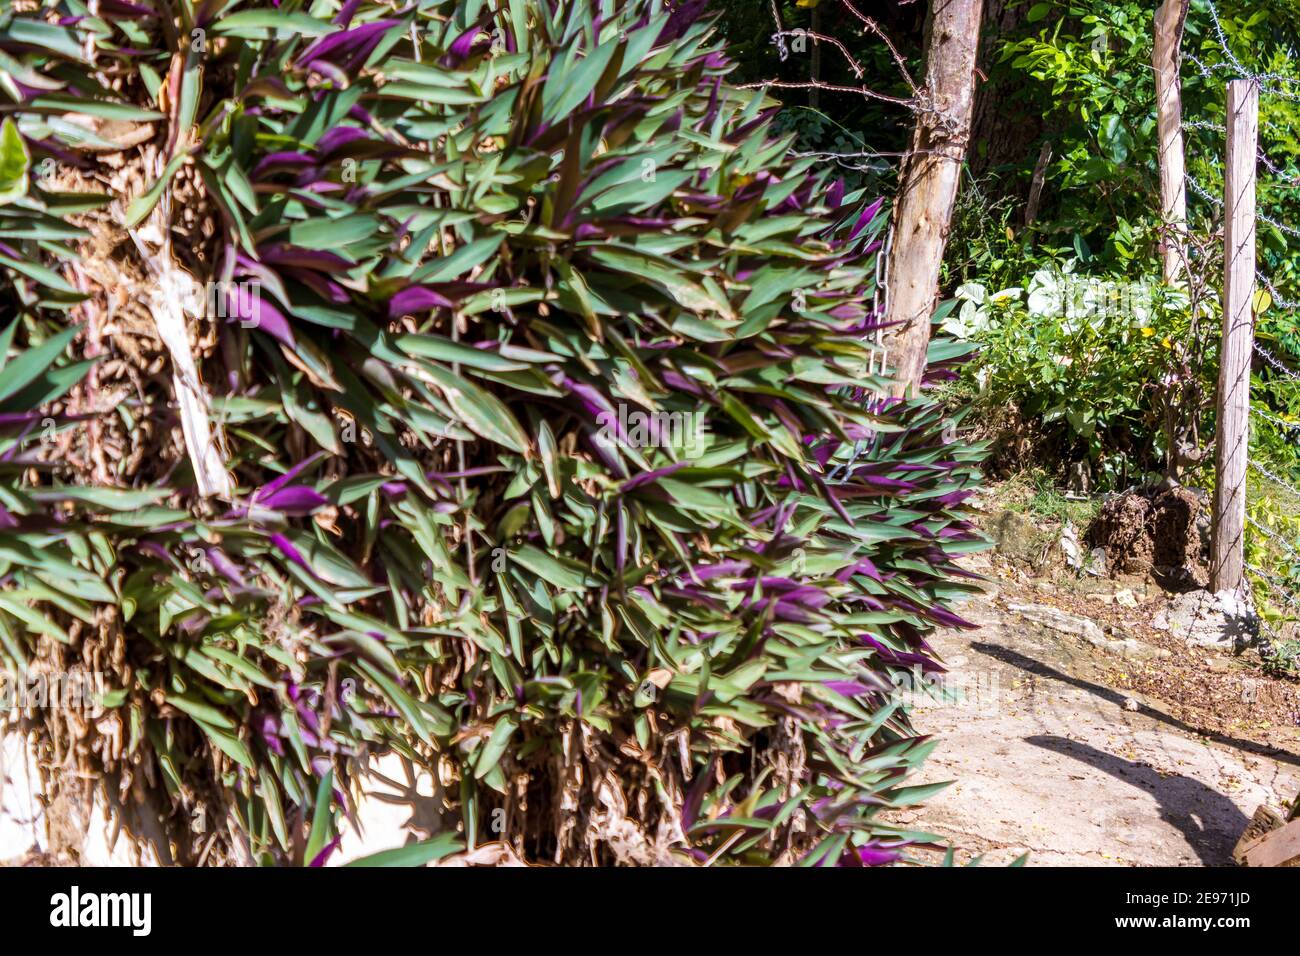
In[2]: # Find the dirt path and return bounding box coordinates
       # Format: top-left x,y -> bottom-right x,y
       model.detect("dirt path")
905,557 -> 1300,866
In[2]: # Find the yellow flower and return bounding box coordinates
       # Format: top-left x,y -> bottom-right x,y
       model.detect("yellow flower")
1161,337 -> 1172,349
1140,327 -> 1155,338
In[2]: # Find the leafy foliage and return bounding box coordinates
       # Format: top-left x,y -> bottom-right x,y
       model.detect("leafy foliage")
943,264 -> 1212,489
0,0 -> 983,866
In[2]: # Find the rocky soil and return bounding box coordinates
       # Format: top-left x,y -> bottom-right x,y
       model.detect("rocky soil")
903,501 -> 1300,866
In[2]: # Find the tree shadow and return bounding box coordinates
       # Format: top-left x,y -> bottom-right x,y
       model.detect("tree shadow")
1026,735 -> 1247,866
349,754 -> 445,841
971,641 -> 1300,768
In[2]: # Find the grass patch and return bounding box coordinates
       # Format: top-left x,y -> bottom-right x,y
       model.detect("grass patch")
990,470 -> 1101,529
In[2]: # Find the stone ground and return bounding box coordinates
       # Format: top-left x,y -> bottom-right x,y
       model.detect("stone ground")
900,551 -> 1300,866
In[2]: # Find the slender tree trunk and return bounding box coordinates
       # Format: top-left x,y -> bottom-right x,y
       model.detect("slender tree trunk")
1154,0 -> 1189,283
1023,141 -> 1052,226
883,0 -> 984,397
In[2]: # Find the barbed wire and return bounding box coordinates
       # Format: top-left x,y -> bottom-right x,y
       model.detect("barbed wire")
772,27 -> 865,77
1247,513 -> 1300,561
1258,209 -> 1300,241
838,0 -> 919,94
1204,0 -> 1300,101
1255,271 -> 1300,310
1245,562 -> 1300,637
1183,48 -> 1231,85
1244,522 -> 1300,638
1256,147 -> 1300,185
1249,458 -> 1300,501
1252,403 -> 1300,434
1246,561 -> 1300,611
1254,341 -> 1300,378
788,148 -> 897,174
744,1 -> 923,112
1183,0 -> 1300,625
739,77 -> 917,108
1184,172 -> 1223,209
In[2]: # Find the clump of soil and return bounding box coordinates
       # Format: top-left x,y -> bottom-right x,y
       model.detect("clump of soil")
1089,486 -> 1207,586
1151,488 -> 1204,571
1090,492 -> 1153,573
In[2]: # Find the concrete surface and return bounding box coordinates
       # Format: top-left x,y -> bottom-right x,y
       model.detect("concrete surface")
906,580 -> 1300,866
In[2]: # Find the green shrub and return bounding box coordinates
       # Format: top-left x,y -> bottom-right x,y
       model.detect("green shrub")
943,262 -> 1214,489
0,0 -> 983,864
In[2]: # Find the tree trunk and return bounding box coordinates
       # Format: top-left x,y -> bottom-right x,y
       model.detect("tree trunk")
1154,0 -> 1189,283
967,0 -> 1041,191
883,0 -> 984,397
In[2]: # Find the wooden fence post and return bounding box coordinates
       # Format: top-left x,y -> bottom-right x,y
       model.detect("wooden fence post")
1153,0 -> 1189,284
1211,79 -> 1259,594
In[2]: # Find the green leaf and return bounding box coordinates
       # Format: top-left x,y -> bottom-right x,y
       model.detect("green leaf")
28,96 -> 164,123
343,833 -> 463,867
396,334 -> 531,372
510,544 -> 598,590
0,252 -> 78,294
473,716 -> 518,778
412,233 -> 505,283
1,20 -> 85,61
544,43 -> 618,123
0,119 -> 30,206
165,692 -> 235,730
0,324 -> 80,404
211,10 -> 334,38
288,214 -> 380,251
124,152 -> 188,229
304,768 -> 334,864
422,363 -> 528,453
194,719 -> 255,770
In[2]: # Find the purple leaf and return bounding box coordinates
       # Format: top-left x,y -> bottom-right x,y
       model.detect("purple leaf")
260,486 -> 328,515
297,19 -> 401,69
222,284 -> 296,348
389,285 -> 455,317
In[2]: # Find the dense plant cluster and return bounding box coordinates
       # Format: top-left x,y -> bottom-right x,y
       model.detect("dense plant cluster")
0,0 -> 983,865
942,264 -> 1215,489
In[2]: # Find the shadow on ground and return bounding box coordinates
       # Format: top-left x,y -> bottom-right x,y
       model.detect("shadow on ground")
973,641 -> 1300,769
1025,735 -> 1249,865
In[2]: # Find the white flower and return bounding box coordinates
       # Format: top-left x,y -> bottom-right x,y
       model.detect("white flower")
943,284 -> 996,339
1027,269 -> 1063,317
